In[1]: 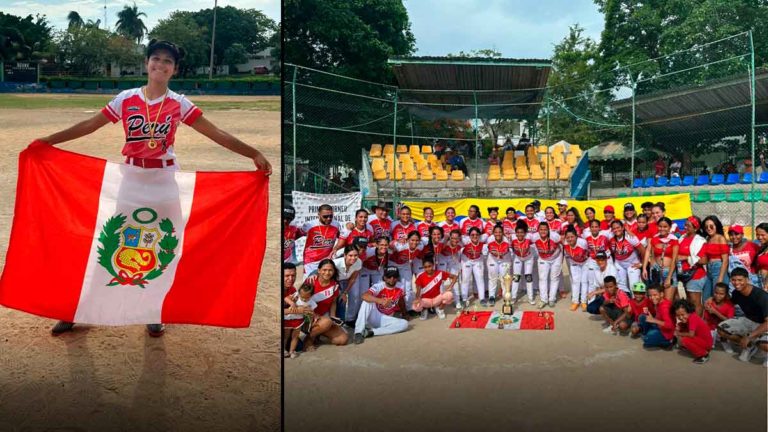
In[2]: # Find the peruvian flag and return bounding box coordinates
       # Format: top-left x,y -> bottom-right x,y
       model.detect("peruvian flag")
0,144 -> 268,328
450,311 -> 555,330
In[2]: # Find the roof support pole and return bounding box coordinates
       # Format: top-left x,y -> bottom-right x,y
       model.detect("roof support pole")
392,88 -> 399,209
749,31 -> 756,235
630,78 -> 637,189
292,65 -> 297,192
474,90 -> 479,196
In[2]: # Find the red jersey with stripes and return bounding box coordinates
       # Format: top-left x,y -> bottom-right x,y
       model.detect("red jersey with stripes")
439,221 -> 460,237
283,224 -> 303,261
484,219 -> 503,237
368,282 -> 404,315
521,217 -> 540,234
650,234 -> 679,258
585,233 -> 611,259
559,221 -> 583,236
510,236 -> 534,260
462,241 -> 484,261
545,219 -> 563,234
416,221 -> 435,238
731,241 -> 759,273
341,226 -> 374,245
600,219 -> 617,231
301,220 -> 341,264
390,243 -> 423,265
502,219 -> 518,239
440,243 -> 463,265
415,270 -> 450,299
368,216 -> 393,240
609,233 -> 641,263
485,239 -> 511,260
623,219 -> 639,235
563,238 -> 590,265
101,88 -> 202,160
532,231 -> 562,261
361,247 -> 388,271
460,218 -> 484,236
311,279 -> 339,316
391,221 -> 417,244
422,241 -> 445,258
634,225 -> 657,245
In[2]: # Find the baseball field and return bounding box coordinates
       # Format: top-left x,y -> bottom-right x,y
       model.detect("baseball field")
0,94 -> 280,432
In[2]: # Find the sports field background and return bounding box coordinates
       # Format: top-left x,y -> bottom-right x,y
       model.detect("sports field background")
0,94 -> 280,432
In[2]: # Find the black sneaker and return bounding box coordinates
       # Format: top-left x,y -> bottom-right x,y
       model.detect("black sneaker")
51,321 -> 75,336
407,310 -> 419,317
353,333 -> 364,344
489,297 -> 496,307
428,308 -> 436,315
363,328 -> 374,338
146,324 -> 165,337
480,299 -> 488,307
693,354 -> 710,364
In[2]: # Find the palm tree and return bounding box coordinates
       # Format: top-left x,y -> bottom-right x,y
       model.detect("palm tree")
67,11 -> 84,31
115,3 -> 147,44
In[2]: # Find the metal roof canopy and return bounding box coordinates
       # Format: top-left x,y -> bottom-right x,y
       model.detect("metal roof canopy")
611,68 -> 768,142
388,56 -> 552,120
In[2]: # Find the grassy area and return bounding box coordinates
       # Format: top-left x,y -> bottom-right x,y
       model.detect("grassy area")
0,94 -> 280,111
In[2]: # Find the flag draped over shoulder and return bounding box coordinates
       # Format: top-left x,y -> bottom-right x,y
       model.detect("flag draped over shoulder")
0,144 -> 269,328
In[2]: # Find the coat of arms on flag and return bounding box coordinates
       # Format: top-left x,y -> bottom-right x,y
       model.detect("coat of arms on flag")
0,144 -> 268,328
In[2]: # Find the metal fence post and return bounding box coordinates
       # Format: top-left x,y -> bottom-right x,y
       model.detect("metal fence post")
749,31 -> 757,234
392,89 -> 399,209
292,65 -> 298,192
474,90 -> 479,196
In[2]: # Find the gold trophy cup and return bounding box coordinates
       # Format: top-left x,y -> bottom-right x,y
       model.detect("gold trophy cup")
501,272 -> 513,316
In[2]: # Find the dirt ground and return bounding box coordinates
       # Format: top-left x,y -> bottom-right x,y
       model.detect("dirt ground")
285,275 -> 767,432
0,96 -> 280,432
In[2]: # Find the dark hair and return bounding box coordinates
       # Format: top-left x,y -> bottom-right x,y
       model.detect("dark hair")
429,225 -> 444,238
756,222 -> 768,255
544,206 -> 556,216
525,204 -> 535,211
355,208 -> 369,217
506,206 -> 517,215
604,275 -> 617,285
468,227 -> 482,236
637,214 -> 648,222
318,204 -> 333,213
407,231 -> 421,241
449,229 -> 462,238
283,262 -> 297,271
671,299 -> 695,317
713,282 -> 730,296
375,236 -> 391,244
610,219 -> 624,229
468,205 -> 481,217
686,215 -> 704,237
515,219 -> 528,233
566,207 -> 584,227
585,207 -> 596,217
657,216 -> 673,229
146,39 -> 184,65
492,223 -> 504,234
423,206 -> 434,213
589,219 -> 601,228
701,215 -> 724,237
646,285 -> 662,293
564,226 -> 578,237
343,244 -> 358,255
653,202 -> 666,212
316,258 -> 338,282
538,221 -> 550,233
445,207 -> 456,214
422,254 -> 435,265
641,201 -> 654,209
400,205 -> 411,213
298,281 -> 314,294
730,267 -> 749,279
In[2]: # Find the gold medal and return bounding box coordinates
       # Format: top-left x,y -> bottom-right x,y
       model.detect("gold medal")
148,139 -> 157,149
142,86 -> 168,150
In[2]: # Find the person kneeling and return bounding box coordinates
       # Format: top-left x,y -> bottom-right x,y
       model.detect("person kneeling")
354,266 -> 410,344
413,255 -> 457,320
673,299 -> 713,364
637,285 -> 675,349
597,276 -> 631,335
716,267 -> 768,366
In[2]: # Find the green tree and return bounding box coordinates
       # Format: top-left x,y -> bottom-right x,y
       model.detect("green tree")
0,12 -> 53,61
284,0 -> 415,83
55,25 -> 110,76
105,34 -> 143,70
223,43 -> 248,72
149,13 -> 209,77
67,11 -> 84,31
115,2 -> 148,44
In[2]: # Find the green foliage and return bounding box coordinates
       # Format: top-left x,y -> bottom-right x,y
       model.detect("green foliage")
0,12 -> 54,61
148,12 -> 210,77
284,0 -> 416,83
115,2 -> 148,44
66,11 -> 84,31
54,26 -> 111,76
97,214 -> 125,278
224,43 -> 249,68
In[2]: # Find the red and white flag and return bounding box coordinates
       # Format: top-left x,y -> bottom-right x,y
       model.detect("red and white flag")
0,144 -> 268,328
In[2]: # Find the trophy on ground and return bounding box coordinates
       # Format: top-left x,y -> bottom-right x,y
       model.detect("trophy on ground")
501,271 -> 513,316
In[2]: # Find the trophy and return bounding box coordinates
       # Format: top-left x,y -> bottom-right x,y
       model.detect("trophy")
501,272 -> 513,316
544,312 -> 552,330
471,303 -> 478,321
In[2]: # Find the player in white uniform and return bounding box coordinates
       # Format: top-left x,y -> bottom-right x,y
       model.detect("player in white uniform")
353,266 -> 409,344
485,224 -> 512,307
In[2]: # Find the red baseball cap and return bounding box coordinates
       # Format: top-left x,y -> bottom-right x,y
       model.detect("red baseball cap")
728,224 -> 744,235
604,205 -> 615,213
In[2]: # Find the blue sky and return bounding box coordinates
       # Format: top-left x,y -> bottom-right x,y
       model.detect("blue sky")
404,0 -> 604,59
4,0 -> 280,34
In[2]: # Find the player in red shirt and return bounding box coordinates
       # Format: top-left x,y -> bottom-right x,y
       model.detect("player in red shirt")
543,206 -> 563,234
416,207 -> 436,240
368,201 -> 393,240
439,207 -> 460,242
673,299 -> 714,364
484,207 -> 502,238
360,236 -> 390,292
651,202 -> 679,235
622,203 -> 639,235
301,204 -> 342,275
600,205 -> 617,231
532,222 -> 562,308
413,255 -> 457,320
510,220 -> 535,305
608,220 -> 644,294
307,259 -> 348,347
502,207 -> 519,240
563,227 -> 590,311
339,209 -> 374,249
633,214 -> 657,246
391,205 -> 417,245
460,205 -> 485,242
353,266 -> 409,344
699,215 -> 730,302
485,224 -> 511,306
729,224 -> 759,273
628,282 -> 656,338
639,285 -> 675,348
560,208 -> 585,237
597,276 -> 631,334
42,40 -> 271,338
440,229 -> 464,310
283,206 -> 304,263
642,217 -> 679,300
389,231 -> 423,312
703,283 -> 736,352
521,204 -> 541,234
556,199 -> 569,221
461,227 -> 486,307
583,207 -> 597,227
677,216 -> 707,315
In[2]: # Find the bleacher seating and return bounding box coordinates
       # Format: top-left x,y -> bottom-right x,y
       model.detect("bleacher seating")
710,174 -> 724,185
696,175 -> 710,186
670,176 -> 681,187
759,172 -> 768,183
682,176 -> 694,186
725,173 -> 739,185
656,176 -> 669,187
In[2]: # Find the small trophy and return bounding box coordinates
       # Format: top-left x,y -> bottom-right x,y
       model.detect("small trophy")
501,273 -> 513,316
544,312 -> 552,330
471,303 -> 478,321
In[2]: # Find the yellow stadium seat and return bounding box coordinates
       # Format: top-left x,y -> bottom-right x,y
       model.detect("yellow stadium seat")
530,170 -> 544,180
409,145 -> 420,156
570,146 -> 582,157
420,171 -> 434,181
370,144 -> 382,157
566,153 -> 578,167
415,160 -> 428,171
435,170 -> 448,181
398,153 -> 411,162
427,154 -> 438,163
451,170 -> 465,181
537,145 -> 548,154
517,170 -> 530,180
373,169 -> 387,181
383,144 -> 394,155
546,167 -> 558,180
553,154 -> 565,167
421,145 -> 433,154
370,158 -> 385,172
559,166 -> 571,180
489,165 -> 501,173
515,156 -> 527,167
396,144 -> 408,153
405,170 -> 418,180
391,171 -> 404,181
502,170 -> 516,180
488,171 -> 501,181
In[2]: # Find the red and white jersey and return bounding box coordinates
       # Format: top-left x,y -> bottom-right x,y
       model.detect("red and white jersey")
301,220 -> 341,264
510,236 -> 534,260
462,241 -> 484,261
101,88 -> 203,160
391,221 -> 417,244
502,219 -> 518,239
283,224 -> 303,262
650,234 -> 679,258
532,232 -> 562,261
545,218 -> 563,233
368,281 -> 404,315
390,242 -> 423,266
460,217 -> 484,236
440,243 -> 463,266
367,216 -> 393,239
584,232 -> 611,259
341,225 -> 374,245
600,218 -> 617,231
484,219 -> 502,236
416,221 -> 435,238
311,279 -> 339,316
521,217 -> 540,234
563,238 -> 590,265
623,218 -> 639,235
559,221 -> 583,236
415,270 -> 450,299
485,238 -> 511,261
439,220 -> 460,237
361,247 -> 388,272
422,241 -> 445,258
609,234 -> 641,263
